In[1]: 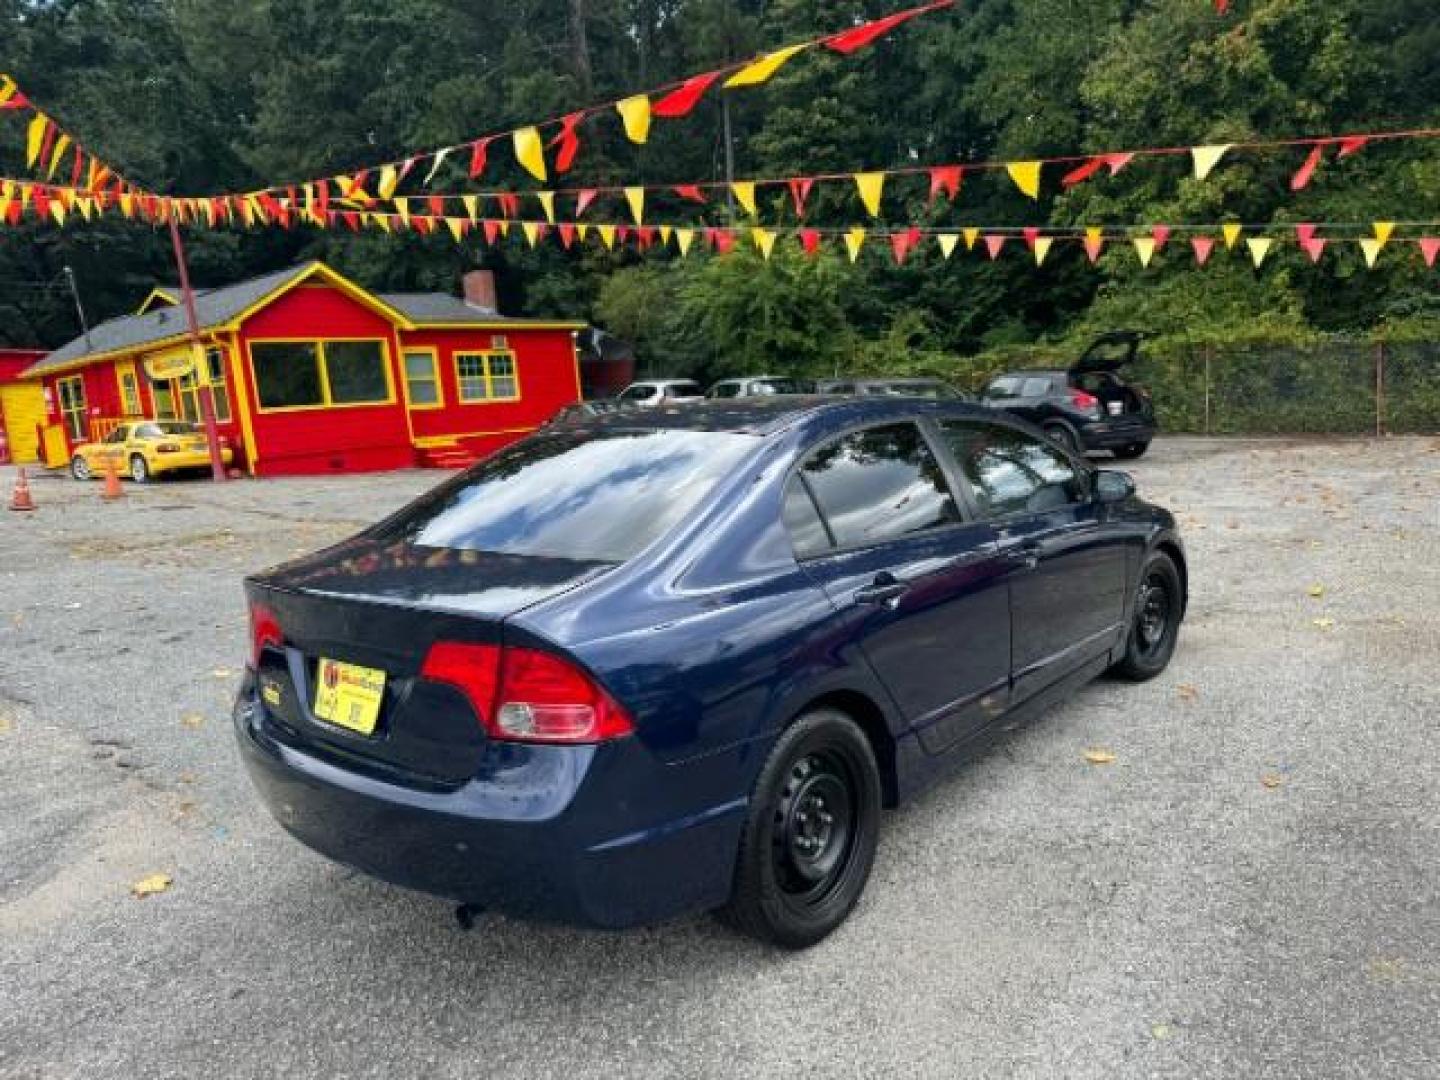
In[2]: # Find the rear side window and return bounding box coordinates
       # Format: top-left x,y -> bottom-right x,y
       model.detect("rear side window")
1021,377 -> 1054,397
620,385 -> 656,401
793,423 -> 960,552
710,383 -> 741,399
984,377 -> 1023,400
782,478 -> 832,559
938,422 -> 1085,517
667,383 -> 701,398
377,429 -> 755,562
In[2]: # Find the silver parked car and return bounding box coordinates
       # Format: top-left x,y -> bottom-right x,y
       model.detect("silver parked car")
706,376 -> 806,399
615,379 -> 705,408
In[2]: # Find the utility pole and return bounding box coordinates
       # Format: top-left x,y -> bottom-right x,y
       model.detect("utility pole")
62,266 -> 91,352
167,217 -> 228,483
722,96 -> 736,221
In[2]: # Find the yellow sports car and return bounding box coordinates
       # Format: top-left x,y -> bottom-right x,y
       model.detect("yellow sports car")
70,420 -> 233,482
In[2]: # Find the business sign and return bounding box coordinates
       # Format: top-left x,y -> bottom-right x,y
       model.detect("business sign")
143,349 -> 196,382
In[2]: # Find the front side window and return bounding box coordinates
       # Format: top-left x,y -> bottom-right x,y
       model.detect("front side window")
666,382 -> 701,398
403,350 -> 441,407
377,429 -> 756,562
325,341 -> 389,404
456,351 -> 519,403
205,348 -> 233,423
620,385 -> 656,402
983,377 -> 1024,400
709,383 -> 741,399
57,376 -> 87,441
103,426 -> 128,444
1021,377 -> 1054,397
938,422 -> 1085,517
796,423 -> 960,551
252,342 -> 322,409
118,369 -> 142,415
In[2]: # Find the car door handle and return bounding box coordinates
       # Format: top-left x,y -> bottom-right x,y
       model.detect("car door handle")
854,576 -> 909,607
1005,540 -> 1042,571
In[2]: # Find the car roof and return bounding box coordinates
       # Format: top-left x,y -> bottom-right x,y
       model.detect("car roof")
993,369 -> 1067,378
573,395 -> 996,436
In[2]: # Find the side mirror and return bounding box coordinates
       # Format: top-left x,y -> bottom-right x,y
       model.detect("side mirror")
1094,469 -> 1136,504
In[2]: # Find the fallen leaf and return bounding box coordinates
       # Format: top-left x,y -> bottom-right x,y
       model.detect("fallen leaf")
1312,617 -> 1335,631
1176,684 -> 1198,702
0,714 -> 12,735
180,712 -> 205,730
211,668 -> 235,680
1307,584 -> 1325,599
1151,1023 -> 1173,1041
130,873 -> 172,898
1083,749 -> 1117,765
1260,773 -> 1284,789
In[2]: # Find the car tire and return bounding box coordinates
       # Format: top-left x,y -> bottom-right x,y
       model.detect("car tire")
70,456 -> 91,481
1110,552 -> 1183,681
718,708 -> 882,950
1043,422 -> 1082,455
1114,442 -> 1150,460
129,454 -> 150,483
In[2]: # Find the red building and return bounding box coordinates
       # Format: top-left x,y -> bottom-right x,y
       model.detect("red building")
0,347 -> 46,465
21,262 -> 588,475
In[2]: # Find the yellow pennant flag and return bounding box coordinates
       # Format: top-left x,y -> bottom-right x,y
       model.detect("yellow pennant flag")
47,134 -> 71,180
752,227 -> 777,259
373,213 -> 393,234
1191,144 -> 1232,180
725,44 -> 807,88
445,217 -> 465,242
536,191 -> 556,224
1359,238 -> 1383,268
658,225 -> 673,245
844,227 -> 866,263
119,192 -> 135,219
377,164 -> 400,200
624,186 -> 645,225
77,195 -> 96,222
1222,222 -> 1243,249
522,220 -> 542,248
675,227 -> 695,256
1133,237 -> 1157,268
731,181 -> 757,216
26,114 -> 48,168
936,233 -> 959,259
576,222 -> 591,243
461,194 -> 479,222
616,95 -> 652,144
853,172 -> 885,217
1006,161 -> 1042,199
513,126 -> 547,181
1372,221 -> 1395,247
1247,237 -> 1273,267
1033,237 -> 1054,266
497,219 -> 511,237
50,199 -> 67,226
963,227 -> 981,250
597,223 -> 616,249
394,197 -> 411,227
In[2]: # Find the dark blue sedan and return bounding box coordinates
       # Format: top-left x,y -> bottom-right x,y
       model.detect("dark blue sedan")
235,398 -> 1186,948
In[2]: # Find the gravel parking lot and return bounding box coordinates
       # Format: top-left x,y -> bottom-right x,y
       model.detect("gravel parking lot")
2,436 -> 1437,1079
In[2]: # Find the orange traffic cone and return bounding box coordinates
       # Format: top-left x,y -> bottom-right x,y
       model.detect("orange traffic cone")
101,457 -> 124,501
8,467 -> 36,512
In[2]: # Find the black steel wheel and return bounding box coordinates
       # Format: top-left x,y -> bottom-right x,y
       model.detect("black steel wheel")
1113,441 -> 1150,460
70,455 -> 91,481
1111,552 -> 1183,680
719,709 -> 881,949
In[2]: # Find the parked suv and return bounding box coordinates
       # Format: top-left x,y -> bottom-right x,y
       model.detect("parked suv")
817,377 -> 964,400
615,379 -> 704,408
706,376 -> 805,399
980,331 -> 1156,458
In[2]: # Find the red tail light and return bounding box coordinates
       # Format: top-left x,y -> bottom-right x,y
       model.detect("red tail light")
1069,389 -> 1100,411
421,642 -> 633,744
156,442 -> 181,453
248,602 -> 282,667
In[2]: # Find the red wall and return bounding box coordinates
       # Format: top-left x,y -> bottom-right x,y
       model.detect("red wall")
0,349 -> 44,383
237,284 -> 413,476
399,326 -> 581,458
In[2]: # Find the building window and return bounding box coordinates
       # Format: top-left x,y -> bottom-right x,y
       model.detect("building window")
57,375 -> 87,441
205,348 -> 232,423
455,351 -> 519,403
403,350 -> 442,407
250,340 -> 389,411
118,367 -> 142,416
153,380 -> 176,419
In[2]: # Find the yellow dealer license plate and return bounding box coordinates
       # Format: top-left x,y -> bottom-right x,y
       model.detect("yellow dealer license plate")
313,658 -> 386,736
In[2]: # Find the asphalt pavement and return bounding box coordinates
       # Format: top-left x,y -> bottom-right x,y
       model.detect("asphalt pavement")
1,436 -> 1437,1079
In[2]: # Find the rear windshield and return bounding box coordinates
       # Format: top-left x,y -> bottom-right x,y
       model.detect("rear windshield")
375,429 -> 756,562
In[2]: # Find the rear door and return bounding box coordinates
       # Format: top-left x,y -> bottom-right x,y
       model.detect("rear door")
934,420 -> 1129,701
785,421 -> 1012,754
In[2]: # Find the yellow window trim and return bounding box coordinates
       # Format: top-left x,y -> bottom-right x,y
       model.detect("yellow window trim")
115,361 -> 143,416
56,374 -> 87,441
454,349 -> 521,404
399,345 -> 445,411
246,336 -> 397,415
228,332 -> 260,473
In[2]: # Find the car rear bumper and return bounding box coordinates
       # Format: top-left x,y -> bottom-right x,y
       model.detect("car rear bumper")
232,673 -> 746,928
1079,419 -> 1155,450
153,447 -> 234,473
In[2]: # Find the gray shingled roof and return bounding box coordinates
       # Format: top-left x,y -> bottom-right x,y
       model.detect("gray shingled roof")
25,262 -> 322,377
375,292 -> 579,327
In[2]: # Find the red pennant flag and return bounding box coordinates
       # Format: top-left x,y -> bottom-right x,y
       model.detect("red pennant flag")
1302,238 -> 1327,263
497,193 -> 520,218
342,210 -> 360,231
1083,233 -> 1105,264
575,189 -> 598,216
428,195 -> 445,217
31,188 -> 50,220
616,225 -> 632,244
984,235 -> 1007,260
788,177 -> 814,216
636,226 -> 655,249
469,136 -> 494,179
482,219 -> 501,244
70,145 -> 84,187
890,227 -> 922,265
37,120 -> 57,171
1151,225 -> 1172,251
652,71 -> 724,118
823,2 -> 942,54
713,229 -> 737,254
1191,237 -> 1215,266
928,165 -> 962,203
558,223 -> 576,249
551,111 -> 584,173
673,184 -> 707,203
1022,227 -> 1041,251
1337,136 -> 1368,159
0,89 -> 29,110
799,228 -> 822,256
1291,144 -> 1324,191
1420,238 -> 1440,268
316,178 -> 330,217
5,198 -> 20,225
1060,156 -> 1107,188
1105,152 -> 1135,177
1215,0 -> 1229,13
1295,224 -> 1317,245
